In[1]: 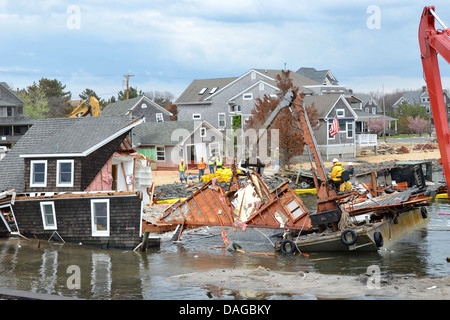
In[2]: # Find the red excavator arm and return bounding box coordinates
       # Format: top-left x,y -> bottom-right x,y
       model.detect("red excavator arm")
419,6 -> 450,187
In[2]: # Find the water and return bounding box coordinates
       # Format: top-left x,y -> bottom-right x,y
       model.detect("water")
0,195 -> 449,300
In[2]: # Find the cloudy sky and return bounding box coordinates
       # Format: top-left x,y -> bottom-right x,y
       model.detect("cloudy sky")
1,0 -> 450,100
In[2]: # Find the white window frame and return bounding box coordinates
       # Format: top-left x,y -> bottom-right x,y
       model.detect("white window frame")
156,146 -> 165,161
346,122 -> 354,139
365,107 -> 369,113
372,107 -> 376,115
199,87 -> 207,95
141,103 -> 147,109
200,127 -> 206,137
192,114 -> 201,120
336,109 -> 345,118
40,201 -> 57,230
218,113 -> 226,128
259,83 -> 264,91
243,93 -> 253,100
91,199 -> 110,237
156,113 -> 164,122
209,87 -> 218,94
328,122 -> 335,140
30,160 -> 47,188
56,159 -> 74,187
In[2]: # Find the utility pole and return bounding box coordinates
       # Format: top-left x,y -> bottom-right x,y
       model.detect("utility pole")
123,74 -> 134,100
382,83 -> 387,142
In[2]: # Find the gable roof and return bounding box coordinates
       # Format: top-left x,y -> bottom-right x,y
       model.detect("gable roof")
302,94 -> 357,119
0,82 -> 24,107
102,95 -> 172,116
175,69 -> 319,104
296,67 -> 339,85
133,120 -> 225,146
0,116 -> 143,192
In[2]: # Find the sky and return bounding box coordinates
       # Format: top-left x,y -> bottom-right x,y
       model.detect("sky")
1,0 -> 450,100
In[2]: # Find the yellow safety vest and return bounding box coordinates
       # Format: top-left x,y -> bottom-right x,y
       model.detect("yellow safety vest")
179,163 -> 186,172
216,159 -> 223,166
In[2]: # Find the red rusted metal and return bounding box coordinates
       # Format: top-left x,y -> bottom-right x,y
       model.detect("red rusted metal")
146,165 -> 312,238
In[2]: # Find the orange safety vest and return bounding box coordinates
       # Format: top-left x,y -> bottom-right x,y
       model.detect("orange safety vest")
179,163 -> 186,172
198,161 -> 206,170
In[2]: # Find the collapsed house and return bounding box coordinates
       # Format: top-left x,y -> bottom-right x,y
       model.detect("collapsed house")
0,116 -> 152,248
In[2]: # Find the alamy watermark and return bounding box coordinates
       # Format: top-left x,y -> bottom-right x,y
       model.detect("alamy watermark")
366,265 -> 381,289
67,5 -> 81,30
366,5 -> 381,30
66,265 -> 81,289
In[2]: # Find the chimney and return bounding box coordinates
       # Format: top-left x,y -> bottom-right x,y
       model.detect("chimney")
422,85 -> 427,92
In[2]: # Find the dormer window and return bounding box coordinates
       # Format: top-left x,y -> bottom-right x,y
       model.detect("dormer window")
199,88 -> 208,95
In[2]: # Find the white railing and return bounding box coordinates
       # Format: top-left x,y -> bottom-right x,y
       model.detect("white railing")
355,134 -> 378,146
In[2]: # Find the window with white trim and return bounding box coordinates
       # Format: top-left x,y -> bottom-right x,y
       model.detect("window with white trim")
156,113 -> 164,122
30,160 -> 47,188
218,113 -> 226,128
243,93 -> 253,100
193,114 -> 201,120
40,201 -> 57,230
91,199 -> 110,237
141,103 -> 147,109
200,127 -> 206,137
347,122 -> 354,139
156,146 -> 165,161
336,109 -> 345,117
209,87 -> 218,94
199,87 -> 207,95
372,107 -> 376,115
56,160 -> 74,187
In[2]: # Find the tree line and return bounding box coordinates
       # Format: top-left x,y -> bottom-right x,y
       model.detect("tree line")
16,77 -> 177,119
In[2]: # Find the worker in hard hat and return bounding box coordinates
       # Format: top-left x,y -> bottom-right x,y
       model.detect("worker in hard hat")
216,157 -> 223,170
347,162 -> 355,175
330,158 -> 345,190
198,156 -> 206,182
179,159 -> 187,183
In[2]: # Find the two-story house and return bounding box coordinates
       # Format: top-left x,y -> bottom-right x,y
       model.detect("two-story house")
175,69 -> 319,131
0,116 -> 152,248
0,82 -> 34,148
392,86 -> 450,114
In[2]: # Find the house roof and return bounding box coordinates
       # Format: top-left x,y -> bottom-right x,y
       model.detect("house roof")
0,116 -> 143,192
102,95 -> 172,116
302,94 -> 353,118
296,67 -> 339,85
175,69 -> 320,104
0,82 -> 24,106
133,120 -> 224,146
353,110 -> 397,121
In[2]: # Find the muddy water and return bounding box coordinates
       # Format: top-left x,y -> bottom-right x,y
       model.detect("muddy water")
0,195 -> 449,300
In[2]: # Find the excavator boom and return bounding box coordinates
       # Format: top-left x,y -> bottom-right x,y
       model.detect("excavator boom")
419,6 -> 450,187
67,96 -> 101,118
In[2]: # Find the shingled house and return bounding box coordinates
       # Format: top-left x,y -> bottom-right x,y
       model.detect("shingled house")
175,69 -> 318,131
302,94 -> 358,159
102,95 -> 173,122
133,120 -> 226,170
0,116 -> 151,248
0,82 -> 34,148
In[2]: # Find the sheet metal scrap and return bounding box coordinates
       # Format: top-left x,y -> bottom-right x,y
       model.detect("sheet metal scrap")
151,166 -> 312,239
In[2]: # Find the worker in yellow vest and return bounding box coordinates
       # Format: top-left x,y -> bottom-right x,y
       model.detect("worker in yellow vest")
198,156 -> 206,182
178,159 -> 187,183
216,157 -> 223,169
208,156 -> 215,174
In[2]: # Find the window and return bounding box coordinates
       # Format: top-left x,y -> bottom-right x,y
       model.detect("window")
372,107 -> 376,115
40,201 -> 57,230
17,106 -> 23,115
259,83 -> 264,91
365,107 -> 369,113
141,103 -> 147,109
336,109 -> 345,117
192,114 -> 201,120
156,146 -> 165,161
91,199 -> 110,237
218,113 -> 226,128
30,160 -> 47,187
339,121 -> 346,132
156,113 -> 164,122
209,87 -> 218,94
347,122 -> 354,139
56,160 -> 74,187
200,127 -> 206,137
243,93 -> 253,100
199,87 -> 208,95
7,107 -> 12,117
229,105 -> 241,113
328,123 -> 335,140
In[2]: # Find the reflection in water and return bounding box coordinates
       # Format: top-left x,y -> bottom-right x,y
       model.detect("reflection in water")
0,197 -> 448,299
